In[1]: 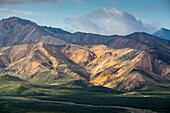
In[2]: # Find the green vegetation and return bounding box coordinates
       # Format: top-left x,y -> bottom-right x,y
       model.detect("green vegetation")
30,71 -> 92,88
0,73 -> 170,113
34,95 -> 170,113
0,97 -> 127,113
0,73 -> 29,95
30,71 -> 59,84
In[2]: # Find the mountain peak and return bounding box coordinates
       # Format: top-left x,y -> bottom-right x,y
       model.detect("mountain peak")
153,28 -> 170,40
6,16 -> 20,20
160,27 -> 170,31
127,32 -> 149,36
126,32 -> 156,39
1,16 -> 24,22
0,16 -> 38,27
0,17 -> 67,47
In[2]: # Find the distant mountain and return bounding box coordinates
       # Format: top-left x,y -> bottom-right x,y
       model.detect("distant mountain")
42,26 -> 71,34
107,32 -> 170,50
0,43 -> 169,91
0,17 -> 67,47
153,28 -> 170,40
56,32 -> 170,50
0,17 -> 170,51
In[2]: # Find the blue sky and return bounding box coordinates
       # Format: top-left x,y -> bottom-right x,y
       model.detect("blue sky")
0,0 -> 169,35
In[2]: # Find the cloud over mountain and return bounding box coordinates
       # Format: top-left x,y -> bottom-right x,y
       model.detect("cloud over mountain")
64,7 -> 160,35
0,0 -> 81,4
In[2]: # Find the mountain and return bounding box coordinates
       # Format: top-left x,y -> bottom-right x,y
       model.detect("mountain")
0,17 -> 67,47
0,43 -> 169,91
0,17 -> 170,51
57,32 -> 170,50
63,44 -> 170,90
153,28 -> 170,40
0,43 -> 90,83
107,32 -> 170,50
42,26 -> 71,34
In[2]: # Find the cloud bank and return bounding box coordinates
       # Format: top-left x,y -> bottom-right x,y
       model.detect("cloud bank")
0,0 -> 81,4
64,7 -> 160,35
0,8 -> 42,15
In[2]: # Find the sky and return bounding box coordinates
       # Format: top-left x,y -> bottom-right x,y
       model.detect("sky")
0,0 -> 170,35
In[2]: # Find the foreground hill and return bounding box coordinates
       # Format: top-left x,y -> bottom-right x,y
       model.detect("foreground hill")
0,17 -> 170,51
0,43 -> 91,85
0,43 -> 169,91
64,44 -> 170,90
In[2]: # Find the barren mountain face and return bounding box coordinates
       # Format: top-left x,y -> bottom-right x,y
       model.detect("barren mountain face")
0,43 -> 169,90
63,44 -> 170,90
0,43 -> 90,81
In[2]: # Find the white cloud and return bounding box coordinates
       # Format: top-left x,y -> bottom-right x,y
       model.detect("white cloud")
0,0 -> 81,4
0,8 -> 8,11
0,8 -> 42,15
64,7 -> 160,35
72,0 -> 82,3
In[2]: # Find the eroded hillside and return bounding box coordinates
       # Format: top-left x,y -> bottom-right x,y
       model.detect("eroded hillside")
0,43 -> 169,90
63,44 -> 170,90
0,43 -> 90,82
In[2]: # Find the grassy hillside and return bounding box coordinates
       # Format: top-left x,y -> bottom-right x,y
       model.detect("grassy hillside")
0,73 -> 93,96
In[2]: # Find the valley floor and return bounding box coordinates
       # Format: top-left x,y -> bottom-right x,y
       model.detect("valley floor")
0,93 -> 170,113
0,96 -> 157,113
0,73 -> 170,113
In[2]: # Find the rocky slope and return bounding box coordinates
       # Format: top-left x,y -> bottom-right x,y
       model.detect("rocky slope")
0,17 -> 66,47
63,44 -> 170,90
0,43 -> 90,82
0,43 -> 169,90
0,17 -> 170,51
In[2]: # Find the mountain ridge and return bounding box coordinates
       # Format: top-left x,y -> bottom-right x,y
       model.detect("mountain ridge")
0,17 -> 170,51
0,17 -> 67,47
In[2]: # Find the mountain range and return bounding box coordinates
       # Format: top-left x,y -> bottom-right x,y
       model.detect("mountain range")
0,17 -> 170,91
0,17 -> 170,51
0,42 -> 169,91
